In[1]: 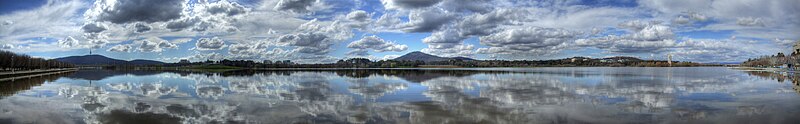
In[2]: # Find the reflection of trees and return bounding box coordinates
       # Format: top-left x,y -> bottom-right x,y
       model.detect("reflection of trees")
745,71 -> 800,94
0,71 -> 74,98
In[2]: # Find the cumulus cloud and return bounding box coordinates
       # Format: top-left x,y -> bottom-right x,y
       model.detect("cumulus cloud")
401,8 -> 455,32
381,55 -> 401,60
477,27 -> 578,55
669,39 -> 777,62
456,8 -> 531,36
422,29 -> 466,49
202,0 -> 248,16
185,52 -> 225,61
227,43 -> 262,59
81,23 -> 107,33
133,23 -> 151,33
1,44 -> 15,49
83,33 -> 110,48
577,24 -> 677,53
736,17 -> 765,27
137,37 -> 178,52
618,20 -> 661,31
423,44 -> 475,57
672,12 -> 708,25
195,37 -> 226,51
57,36 -> 81,48
274,0 -> 320,13
164,17 -> 199,31
346,10 -> 370,22
347,36 -> 407,56
85,0 -> 186,24
277,32 -> 332,55
107,44 -> 131,52
380,0 -> 443,10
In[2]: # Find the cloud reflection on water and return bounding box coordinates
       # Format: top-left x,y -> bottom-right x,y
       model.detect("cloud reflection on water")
0,67 -> 800,123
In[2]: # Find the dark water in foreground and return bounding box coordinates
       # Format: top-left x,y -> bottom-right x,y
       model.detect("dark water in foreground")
1,67 -> 799,124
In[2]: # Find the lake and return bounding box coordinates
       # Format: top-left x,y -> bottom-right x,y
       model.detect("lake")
1,67 -> 799,124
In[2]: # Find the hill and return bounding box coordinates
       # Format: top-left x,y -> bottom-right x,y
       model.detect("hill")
55,55 -> 165,65
393,51 -> 475,62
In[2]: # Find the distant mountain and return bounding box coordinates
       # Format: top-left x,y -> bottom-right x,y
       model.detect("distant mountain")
393,51 -> 475,62
55,55 -> 165,65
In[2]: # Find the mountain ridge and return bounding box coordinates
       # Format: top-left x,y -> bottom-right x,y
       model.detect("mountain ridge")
392,51 -> 475,62
55,54 -> 165,65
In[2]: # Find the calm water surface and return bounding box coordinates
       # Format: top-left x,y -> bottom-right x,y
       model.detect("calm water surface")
1,67 -> 799,124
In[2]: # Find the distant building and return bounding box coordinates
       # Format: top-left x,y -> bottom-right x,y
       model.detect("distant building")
179,59 -> 190,64
263,60 -> 273,64
667,54 -> 673,66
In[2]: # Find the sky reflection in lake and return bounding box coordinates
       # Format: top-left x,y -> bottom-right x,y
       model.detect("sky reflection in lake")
1,67 -> 799,124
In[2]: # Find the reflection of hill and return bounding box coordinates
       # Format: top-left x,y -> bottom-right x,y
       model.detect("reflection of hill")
66,69 -> 166,80
0,71 -> 75,98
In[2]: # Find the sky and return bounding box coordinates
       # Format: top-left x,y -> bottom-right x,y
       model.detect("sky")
0,0 -> 798,63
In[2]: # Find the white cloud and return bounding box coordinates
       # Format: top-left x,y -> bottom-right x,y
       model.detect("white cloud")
347,35 -> 408,53
137,37 -> 177,52
57,36 -> 81,48
380,0 -> 443,10
277,32 -> 332,55
736,17 -> 765,27
195,37 -> 226,51
577,24 -> 677,53
107,44 -> 131,52
273,0 -> 327,13
0,0 -> 84,45
400,8 -> 455,32
423,43 -> 475,57
477,26 -> 578,55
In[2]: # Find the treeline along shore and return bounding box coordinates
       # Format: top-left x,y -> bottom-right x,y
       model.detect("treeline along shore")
0,50 -> 75,71
79,56 -> 703,70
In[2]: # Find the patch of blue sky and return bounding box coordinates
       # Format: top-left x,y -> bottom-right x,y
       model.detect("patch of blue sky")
0,0 -> 47,15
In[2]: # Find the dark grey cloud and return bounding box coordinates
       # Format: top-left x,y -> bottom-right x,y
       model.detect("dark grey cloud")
402,8 -> 455,32
87,0 -> 185,24
133,23 -> 151,33
381,0 -> 443,9
274,0 -> 317,13
195,37 -> 226,50
81,23 -> 106,33
165,17 -> 199,31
